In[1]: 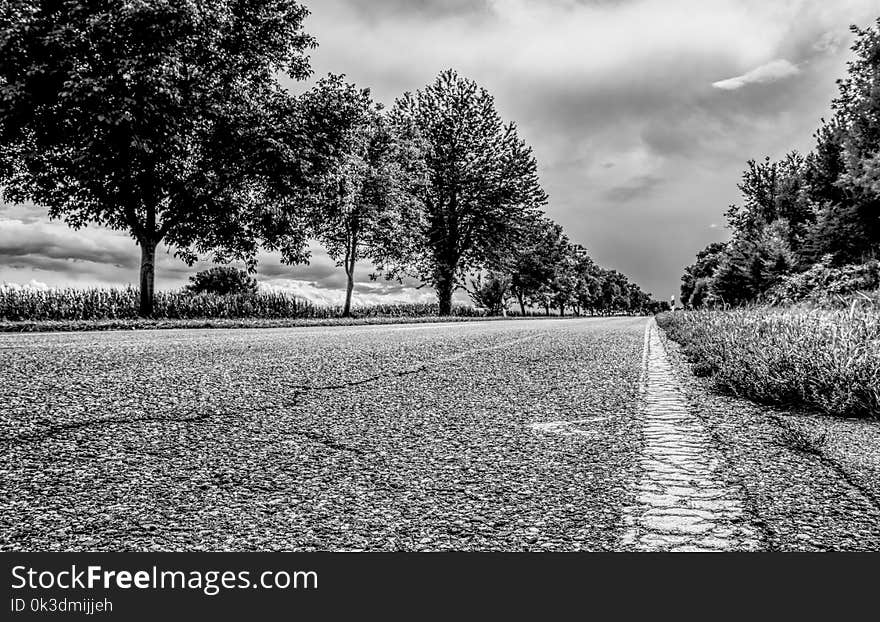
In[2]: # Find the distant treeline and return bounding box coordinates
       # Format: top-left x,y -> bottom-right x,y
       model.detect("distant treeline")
0,2 -> 660,318
680,18 -> 880,308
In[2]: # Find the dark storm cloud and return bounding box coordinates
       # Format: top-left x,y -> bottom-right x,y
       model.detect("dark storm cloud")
0,236 -> 135,269
298,0 -> 880,300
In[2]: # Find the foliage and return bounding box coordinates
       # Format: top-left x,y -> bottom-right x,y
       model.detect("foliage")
388,69 -> 547,314
507,216 -> 569,313
466,271 -> 512,314
658,306 -> 880,418
680,242 -> 728,307
186,266 -> 259,296
0,286 -> 492,321
679,18 -> 880,307
299,76 -> 426,315
0,286 -> 309,321
0,0 -> 327,315
766,257 -> 880,305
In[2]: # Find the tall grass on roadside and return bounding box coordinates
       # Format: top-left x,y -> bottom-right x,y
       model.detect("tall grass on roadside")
656,304 -> 880,418
0,286 -> 490,321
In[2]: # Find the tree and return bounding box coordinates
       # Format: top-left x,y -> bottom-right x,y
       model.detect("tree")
597,269 -> 628,313
507,216 -> 569,315
725,154 -> 812,251
826,18 -> 880,262
570,245 -> 602,315
466,271 -> 511,315
303,76 -> 425,316
187,266 -> 258,296
549,267 -> 578,317
680,242 -> 726,307
707,228 -> 793,305
389,70 -> 547,315
0,1 -> 322,316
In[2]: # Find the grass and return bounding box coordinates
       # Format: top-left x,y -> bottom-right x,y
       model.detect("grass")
656,303 -> 880,418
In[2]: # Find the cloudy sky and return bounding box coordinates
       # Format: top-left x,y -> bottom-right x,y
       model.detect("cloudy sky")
2,0 -> 878,304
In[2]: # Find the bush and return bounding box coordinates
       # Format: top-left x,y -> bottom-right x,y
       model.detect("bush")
186,266 -> 259,296
766,257 -> 880,305
657,306 -> 880,418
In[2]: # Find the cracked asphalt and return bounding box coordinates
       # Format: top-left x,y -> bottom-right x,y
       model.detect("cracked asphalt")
1,317 -> 648,551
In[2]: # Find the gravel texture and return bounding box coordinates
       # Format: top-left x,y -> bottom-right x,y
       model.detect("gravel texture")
1,317 -> 647,551
659,326 -> 880,551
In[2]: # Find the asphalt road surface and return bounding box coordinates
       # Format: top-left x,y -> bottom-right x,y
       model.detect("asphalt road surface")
7,316 -> 879,551
1,317 -> 648,551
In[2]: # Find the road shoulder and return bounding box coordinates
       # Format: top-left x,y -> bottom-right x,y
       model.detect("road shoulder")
657,324 -> 880,551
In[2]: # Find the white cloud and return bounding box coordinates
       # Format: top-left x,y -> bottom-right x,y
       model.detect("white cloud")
258,279 -> 437,307
1,279 -> 50,292
712,59 -> 801,90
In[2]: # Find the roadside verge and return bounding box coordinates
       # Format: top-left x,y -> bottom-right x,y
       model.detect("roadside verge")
657,323 -> 880,550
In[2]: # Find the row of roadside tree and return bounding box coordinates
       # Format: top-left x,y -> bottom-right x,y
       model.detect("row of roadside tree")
0,1 -> 659,317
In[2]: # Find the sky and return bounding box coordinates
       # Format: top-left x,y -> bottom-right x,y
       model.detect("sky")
2,0 -> 879,304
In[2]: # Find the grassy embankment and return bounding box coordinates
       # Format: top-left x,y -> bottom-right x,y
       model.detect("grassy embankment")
657,303 -> 880,419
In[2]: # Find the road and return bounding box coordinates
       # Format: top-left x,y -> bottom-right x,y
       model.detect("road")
1,317 -> 649,551
3,316 -> 879,551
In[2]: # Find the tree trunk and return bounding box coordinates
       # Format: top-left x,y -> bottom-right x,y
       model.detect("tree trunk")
436,276 -> 454,316
343,225 -> 359,318
343,262 -> 355,318
138,239 -> 157,318
559,304 -> 565,317
515,290 -> 526,317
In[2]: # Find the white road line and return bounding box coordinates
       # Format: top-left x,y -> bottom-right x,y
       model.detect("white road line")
621,319 -> 760,552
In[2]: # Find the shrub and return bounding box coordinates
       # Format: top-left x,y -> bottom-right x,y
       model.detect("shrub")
766,257 -> 880,305
186,267 -> 259,296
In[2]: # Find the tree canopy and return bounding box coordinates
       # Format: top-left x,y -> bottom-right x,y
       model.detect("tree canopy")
1,8 -> 659,319
679,17 -> 880,308
0,0 -> 322,315
388,69 -> 548,315
295,76 -> 426,316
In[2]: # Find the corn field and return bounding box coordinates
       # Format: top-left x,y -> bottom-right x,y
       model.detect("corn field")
0,286 -> 489,321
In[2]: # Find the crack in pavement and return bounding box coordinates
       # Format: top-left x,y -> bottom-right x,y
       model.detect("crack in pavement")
767,413 -> 880,514
2,332 -> 542,449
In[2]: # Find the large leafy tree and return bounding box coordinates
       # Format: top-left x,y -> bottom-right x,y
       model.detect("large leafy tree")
826,18 -> 880,262
466,271 -> 511,315
570,246 -> 603,315
302,76 -> 425,317
0,0 -> 322,316
389,69 -> 548,315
